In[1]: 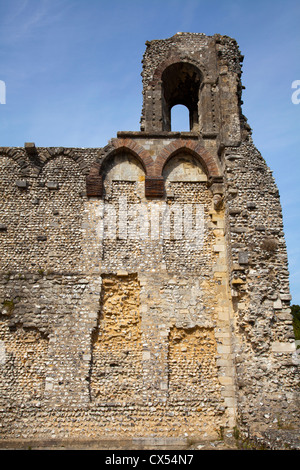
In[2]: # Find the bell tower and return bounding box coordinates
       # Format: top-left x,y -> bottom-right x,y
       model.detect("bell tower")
140,32 -> 248,149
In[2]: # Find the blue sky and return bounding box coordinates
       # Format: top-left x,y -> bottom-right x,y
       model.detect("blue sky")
0,0 -> 299,304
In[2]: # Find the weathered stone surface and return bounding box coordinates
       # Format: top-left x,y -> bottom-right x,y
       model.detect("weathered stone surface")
0,32 -> 298,448
15,180 -> 28,188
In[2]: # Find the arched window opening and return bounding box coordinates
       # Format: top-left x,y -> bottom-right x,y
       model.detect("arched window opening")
101,152 -> 146,182
162,152 -> 208,182
161,62 -> 202,132
171,105 -> 190,132
101,151 -> 146,199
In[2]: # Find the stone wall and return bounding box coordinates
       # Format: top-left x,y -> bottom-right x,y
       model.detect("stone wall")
0,33 -> 298,446
223,140 -> 298,431
0,141 -> 234,440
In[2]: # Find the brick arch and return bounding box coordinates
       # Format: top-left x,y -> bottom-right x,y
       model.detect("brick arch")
86,138 -> 154,197
150,140 -> 222,179
98,138 -> 153,176
37,149 -> 86,176
0,147 -> 90,179
0,148 -> 28,169
39,148 -> 93,174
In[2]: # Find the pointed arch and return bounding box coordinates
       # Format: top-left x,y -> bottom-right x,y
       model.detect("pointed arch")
86,138 -> 153,197
150,140 -> 222,179
98,138 -> 152,176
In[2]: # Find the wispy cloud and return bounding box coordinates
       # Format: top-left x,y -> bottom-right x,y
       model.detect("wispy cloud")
1,0 -> 71,44
5,0 -> 29,22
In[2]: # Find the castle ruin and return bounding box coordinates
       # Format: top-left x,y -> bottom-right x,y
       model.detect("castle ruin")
0,33 -> 299,449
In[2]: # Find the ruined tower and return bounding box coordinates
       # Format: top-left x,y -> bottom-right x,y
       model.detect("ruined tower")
0,33 -> 298,448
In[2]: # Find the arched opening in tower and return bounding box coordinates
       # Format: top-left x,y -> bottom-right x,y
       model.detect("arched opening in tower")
161,62 -> 202,132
